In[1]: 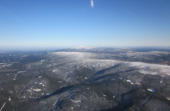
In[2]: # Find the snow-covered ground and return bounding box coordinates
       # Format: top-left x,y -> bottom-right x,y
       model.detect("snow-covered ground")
52,51 -> 170,77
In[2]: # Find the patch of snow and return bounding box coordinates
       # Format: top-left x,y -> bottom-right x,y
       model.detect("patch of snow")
71,99 -> 81,103
160,80 -> 163,84
38,76 -> 42,78
128,62 -> 170,76
32,88 -> 42,92
166,97 -> 170,101
8,97 -> 11,102
147,88 -> 156,93
17,71 -> 26,74
71,107 -> 74,110
126,79 -> 134,85
84,77 -> 88,80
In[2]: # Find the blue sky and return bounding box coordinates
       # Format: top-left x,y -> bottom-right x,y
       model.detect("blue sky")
0,0 -> 170,49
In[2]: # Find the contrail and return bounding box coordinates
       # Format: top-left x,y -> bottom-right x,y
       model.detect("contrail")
90,0 -> 94,8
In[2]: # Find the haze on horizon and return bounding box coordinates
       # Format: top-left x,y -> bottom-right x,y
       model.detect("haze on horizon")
0,0 -> 170,49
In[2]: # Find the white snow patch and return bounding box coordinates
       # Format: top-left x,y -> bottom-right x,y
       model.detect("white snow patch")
147,88 -> 155,93
33,88 -> 42,92
128,62 -> 170,76
166,97 -> 170,101
71,99 -> 81,104
8,97 -> 11,102
126,79 -> 134,85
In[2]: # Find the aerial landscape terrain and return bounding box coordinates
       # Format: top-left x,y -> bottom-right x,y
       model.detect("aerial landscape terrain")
0,0 -> 170,111
0,48 -> 170,111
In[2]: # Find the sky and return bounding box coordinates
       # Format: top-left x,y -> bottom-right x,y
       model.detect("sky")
0,0 -> 170,49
